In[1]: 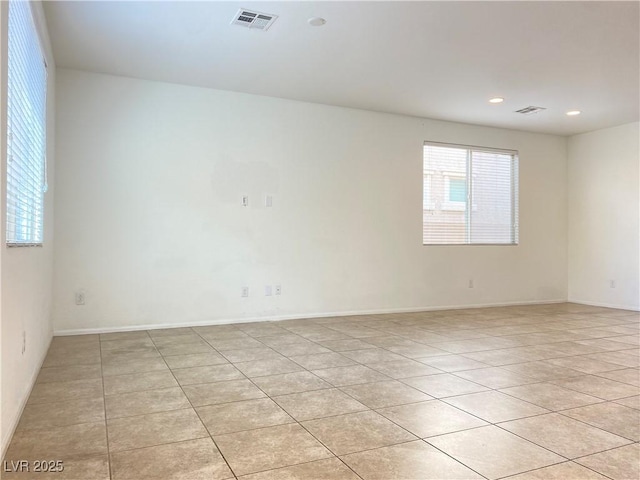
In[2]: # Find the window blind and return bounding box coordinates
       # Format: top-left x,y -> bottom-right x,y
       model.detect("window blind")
6,0 -> 47,246
423,142 -> 518,245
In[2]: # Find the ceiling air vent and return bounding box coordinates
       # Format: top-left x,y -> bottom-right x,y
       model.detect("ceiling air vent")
232,9 -> 278,30
515,106 -> 547,115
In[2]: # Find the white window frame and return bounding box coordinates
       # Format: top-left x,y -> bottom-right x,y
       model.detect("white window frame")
5,0 -> 48,247
423,141 -> 519,246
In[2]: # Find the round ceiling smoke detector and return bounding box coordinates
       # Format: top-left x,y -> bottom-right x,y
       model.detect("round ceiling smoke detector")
308,17 -> 326,27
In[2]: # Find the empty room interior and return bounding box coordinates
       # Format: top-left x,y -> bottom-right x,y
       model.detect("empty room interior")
1,1 -> 639,479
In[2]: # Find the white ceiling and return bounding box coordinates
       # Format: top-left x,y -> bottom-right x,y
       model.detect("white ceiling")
44,1 -> 639,136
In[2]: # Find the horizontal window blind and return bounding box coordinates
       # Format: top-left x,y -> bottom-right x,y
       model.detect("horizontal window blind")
423,142 -> 518,245
6,0 -> 47,246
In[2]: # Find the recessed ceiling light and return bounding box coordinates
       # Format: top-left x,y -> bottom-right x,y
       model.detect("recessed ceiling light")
566,110 -> 581,116
308,17 -> 326,27
489,97 -> 504,104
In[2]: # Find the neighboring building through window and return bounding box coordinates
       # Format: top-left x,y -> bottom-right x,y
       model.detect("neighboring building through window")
6,0 -> 47,246
423,142 -> 519,245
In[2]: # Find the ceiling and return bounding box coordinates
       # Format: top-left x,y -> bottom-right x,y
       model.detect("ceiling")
44,1 -> 639,136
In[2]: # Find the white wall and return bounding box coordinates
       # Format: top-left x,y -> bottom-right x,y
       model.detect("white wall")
568,122 -> 640,310
0,2 -> 56,457
53,68 -> 568,334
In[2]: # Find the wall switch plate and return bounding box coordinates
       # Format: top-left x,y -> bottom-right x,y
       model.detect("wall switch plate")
610,280 -> 616,288
265,195 -> 273,207
468,279 -> 474,289
275,285 -> 282,295
265,285 -> 272,296
22,331 -> 26,354
75,291 -> 85,305
241,286 -> 249,297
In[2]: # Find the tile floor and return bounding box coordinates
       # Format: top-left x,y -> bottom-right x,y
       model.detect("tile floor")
2,302 -> 639,479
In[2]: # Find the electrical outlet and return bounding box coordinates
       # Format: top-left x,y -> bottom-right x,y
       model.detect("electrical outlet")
610,280 -> 616,288
265,285 -> 272,296
75,291 -> 85,305
275,285 -> 282,295
241,286 -> 249,297
242,195 -> 249,207
468,279 -> 474,289
265,195 -> 273,207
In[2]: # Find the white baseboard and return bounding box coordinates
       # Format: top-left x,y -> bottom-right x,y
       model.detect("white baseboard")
1,335 -> 52,460
54,298 -> 568,336
567,298 -> 640,312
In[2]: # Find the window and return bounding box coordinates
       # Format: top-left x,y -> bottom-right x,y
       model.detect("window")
423,142 -> 518,245
6,0 -> 47,246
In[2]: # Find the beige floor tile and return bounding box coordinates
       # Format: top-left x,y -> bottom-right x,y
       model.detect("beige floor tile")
499,382 -> 602,410
273,388 -> 367,421
36,364 -> 102,384
234,357 -> 304,378
17,397 -> 105,431
505,461 -> 609,479
102,357 -> 169,376
103,370 -> 178,395
311,365 -> 390,386
271,342 -> 332,356
289,352 -> 357,370
444,391 -> 549,423
318,339 -> 377,352
100,331 -> 150,341
385,344 -> 450,358
150,333 -> 203,347
251,371 -> 332,396
365,359 -> 442,379
101,348 -> 162,363
418,354 -> 489,372
105,387 -> 191,419
43,349 -> 102,368
172,364 -> 244,385
163,352 -> 229,369
453,366 -> 537,389
221,347 -> 283,363
148,327 -> 196,337
340,380 -> 432,409
341,348 -> 406,364
575,444 -> 640,480
543,356 -> 627,374
341,440 -> 483,480
377,400 -> 486,437
562,402 -> 639,441
302,410 -> 417,455
427,425 -> 564,479
595,367 -> 639,386
208,337 -> 265,350
6,422 -> 108,460
214,423 -> 332,476
238,457 -> 359,480
551,375 -> 639,400
197,398 -> 293,435
0,456 -> 110,480
107,408 -> 208,452
584,351 -> 639,368
499,413 -> 631,458
462,349 -> 526,366
27,378 -> 103,405
101,338 -> 156,351
158,343 -> 216,356
403,373 -> 489,398
182,378 -> 266,406
110,437 -> 232,480
502,361 -> 584,381
614,394 -> 639,409
256,334 -> 310,347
